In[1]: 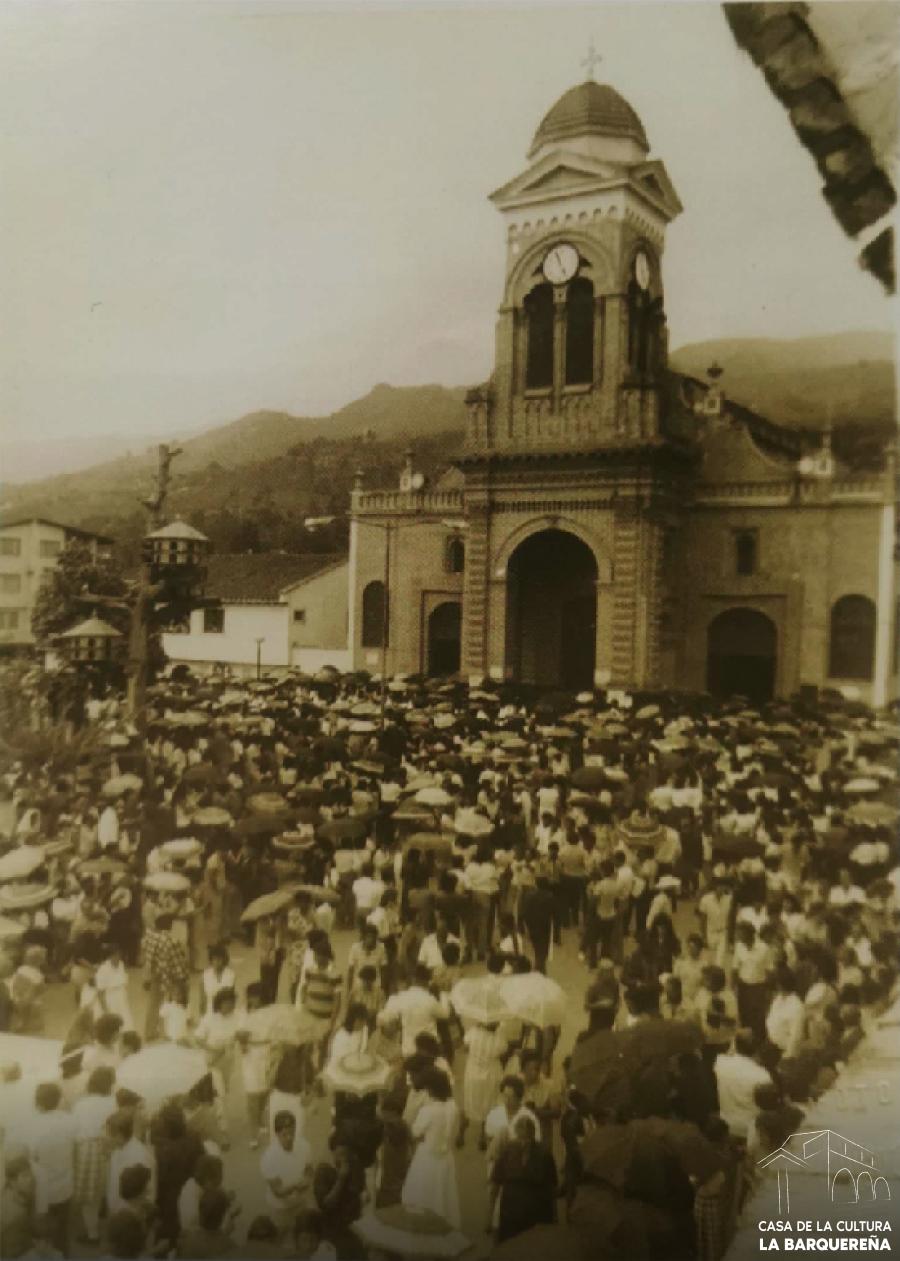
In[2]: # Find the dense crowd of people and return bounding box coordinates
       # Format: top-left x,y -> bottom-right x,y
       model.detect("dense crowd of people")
0,664 -> 897,1261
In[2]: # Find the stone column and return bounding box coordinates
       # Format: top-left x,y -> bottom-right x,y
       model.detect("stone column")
461,500 -> 490,682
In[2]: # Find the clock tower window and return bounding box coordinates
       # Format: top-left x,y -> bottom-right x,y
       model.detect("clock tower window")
564,277 -> 595,386
524,282 -> 554,390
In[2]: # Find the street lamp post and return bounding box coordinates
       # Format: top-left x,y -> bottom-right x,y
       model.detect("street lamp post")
255,637 -> 264,680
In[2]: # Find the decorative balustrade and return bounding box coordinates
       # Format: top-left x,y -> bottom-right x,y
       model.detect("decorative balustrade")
353,489 -> 464,515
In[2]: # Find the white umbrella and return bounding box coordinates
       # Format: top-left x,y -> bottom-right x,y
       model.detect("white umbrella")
500,972 -> 566,1028
414,787 -> 453,807
0,848 -> 45,882
322,1050 -> 392,1097
116,1043 -> 208,1108
450,977 -> 510,1025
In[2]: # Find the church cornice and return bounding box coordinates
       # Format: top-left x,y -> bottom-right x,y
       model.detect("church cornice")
455,440 -> 697,472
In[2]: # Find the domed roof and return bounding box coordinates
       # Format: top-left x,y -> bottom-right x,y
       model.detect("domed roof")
528,81 -> 648,158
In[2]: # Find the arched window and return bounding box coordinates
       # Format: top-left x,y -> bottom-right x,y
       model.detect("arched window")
829,594 -> 876,679
565,277 -> 594,385
524,283 -> 554,390
361,580 -> 388,649
446,537 -> 465,574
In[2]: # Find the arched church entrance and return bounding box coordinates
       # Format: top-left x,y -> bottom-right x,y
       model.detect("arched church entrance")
506,529 -> 598,690
427,601 -> 462,677
706,607 -> 777,703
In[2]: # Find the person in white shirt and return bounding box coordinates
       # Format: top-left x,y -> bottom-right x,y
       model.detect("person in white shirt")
483,1076 -> 540,1166
765,969 -> 806,1060
30,1082 -> 76,1255
200,945 -> 236,1015
97,802 -> 121,852
260,1111 -> 312,1238
106,1109 -> 155,1216
351,864 -> 385,928
828,867 -> 865,908
378,965 -> 448,1055
714,1031 -> 773,1140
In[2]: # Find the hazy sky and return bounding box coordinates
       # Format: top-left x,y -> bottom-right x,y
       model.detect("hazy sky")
1,0 -> 895,446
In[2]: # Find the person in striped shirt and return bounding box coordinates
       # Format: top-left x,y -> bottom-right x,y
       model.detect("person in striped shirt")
297,939 -> 342,1077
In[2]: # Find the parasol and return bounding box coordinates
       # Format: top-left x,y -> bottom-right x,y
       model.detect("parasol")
0,848 -> 46,882
349,720 -> 377,734
192,806 -> 232,827
352,1206 -> 471,1259
403,832 -> 454,855
182,765 -> 219,786
143,871 -> 190,893
164,710 -> 209,728
322,1049 -> 392,1096
615,812 -> 665,849
450,977 -> 510,1025
288,883 -> 340,905
116,1043 -> 208,1108
843,777 -> 881,795
569,1019 -> 702,1113
570,766 -> 608,792
318,817 -> 368,844
241,1004 -> 319,1046
500,972 -> 565,1028
241,887 -> 296,923
247,790 -> 289,816
234,814 -> 294,839
77,856 -> 127,877
0,883 -> 54,911
846,801 -> 898,828
453,809 -> 493,838
161,838 -> 202,861
102,773 -> 143,797
493,1226 -> 590,1261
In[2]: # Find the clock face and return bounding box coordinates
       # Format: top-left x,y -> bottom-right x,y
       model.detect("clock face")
542,243 -> 579,286
634,251 -> 651,290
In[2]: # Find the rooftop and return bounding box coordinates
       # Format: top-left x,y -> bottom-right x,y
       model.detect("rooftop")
0,517 -> 113,543
528,80 -> 649,158
204,552 -> 346,604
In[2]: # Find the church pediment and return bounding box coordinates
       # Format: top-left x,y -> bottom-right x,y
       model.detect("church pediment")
490,150 -> 619,206
627,160 -> 683,216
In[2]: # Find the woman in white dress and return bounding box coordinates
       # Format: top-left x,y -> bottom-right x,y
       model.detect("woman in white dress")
401,1067 -> 460,1228
95,942 -> 134,1030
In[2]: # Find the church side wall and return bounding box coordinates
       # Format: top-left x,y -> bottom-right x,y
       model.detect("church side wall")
679,501 -> 883,700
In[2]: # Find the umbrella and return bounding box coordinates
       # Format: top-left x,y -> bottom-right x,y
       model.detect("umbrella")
102,773 -> 143,797
450,977 -> 510,1025
349,720 -> 377,734
318,817 -> 368,844
570,1019 -> 702,1111
234,814 -> 294,839
454,809 -> 493,837
843,777 -> 880,795
581,1117 -> 719,1187
570,766 -> 608,792
161,838 -> 202,861
846,801 -> 898,827
403,832 -> 454,855
116,1043 -> 208,1108
500,972 -> 565,1028
352,1206 -> 471,1259
493,1226 -> 589,1261
241,1004 -> 320,1046
192,806 -> 232,827
241,887 -> 296,923
615,812 -> 665,849
0,848 -> 45,881
182,764 -> 219,786
288,883 -> 340,905
0,883 -> 54,911
77,856 -> 127,877
143,871 -> 190,893
247,791 -> 288,815
322,1049 -> 392,1096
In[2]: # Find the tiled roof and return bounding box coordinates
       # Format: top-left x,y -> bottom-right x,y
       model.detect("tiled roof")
205,553 -> 346,604
529,81 -> 649,157
0,518 -> 113,543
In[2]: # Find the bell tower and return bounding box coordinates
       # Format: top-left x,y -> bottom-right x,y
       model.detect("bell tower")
457,75 -> 691,692
465,78 -> 683,453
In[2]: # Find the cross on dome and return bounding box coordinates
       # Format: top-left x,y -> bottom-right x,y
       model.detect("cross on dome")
581,39 -> 602,81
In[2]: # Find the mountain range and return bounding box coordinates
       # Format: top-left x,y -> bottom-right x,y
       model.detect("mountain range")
0,331 -> 894,558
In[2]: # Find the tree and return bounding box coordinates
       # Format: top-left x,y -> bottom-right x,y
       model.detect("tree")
31,540 -> 130,642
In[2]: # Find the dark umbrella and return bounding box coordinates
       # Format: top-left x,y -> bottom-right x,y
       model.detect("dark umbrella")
492,1226 -> 590,1261
234,814 -> 294,839
317,817 -> 368,844
571,766 -> 608,792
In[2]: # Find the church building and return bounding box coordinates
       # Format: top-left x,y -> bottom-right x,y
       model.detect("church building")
348,79 -> 898,707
